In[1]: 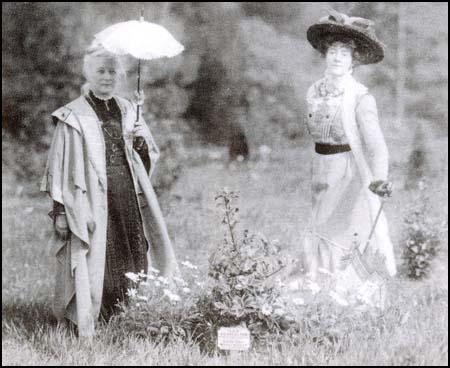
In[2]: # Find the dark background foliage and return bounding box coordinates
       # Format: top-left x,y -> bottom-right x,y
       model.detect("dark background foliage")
2,2 -> 448,190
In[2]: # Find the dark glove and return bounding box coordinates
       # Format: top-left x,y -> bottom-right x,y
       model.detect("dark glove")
369,180 -> 393,198
54,214 -> 71,240
133,137 -> 151,173
50,201 -> 71,240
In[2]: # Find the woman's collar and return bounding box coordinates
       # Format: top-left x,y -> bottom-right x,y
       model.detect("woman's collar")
89,89 -> 114,102
324,70 -> 353,87
321,71 -> 358,94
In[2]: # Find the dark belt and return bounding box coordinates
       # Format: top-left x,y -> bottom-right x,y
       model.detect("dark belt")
315,143 -> 351,155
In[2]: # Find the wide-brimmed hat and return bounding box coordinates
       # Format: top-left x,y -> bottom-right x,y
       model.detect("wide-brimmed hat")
307,10 -> 385,65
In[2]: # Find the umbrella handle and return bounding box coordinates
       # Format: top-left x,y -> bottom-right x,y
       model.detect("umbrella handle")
135,6 -> 144,148
362,197 -> 386,253
136,59 -> 141,122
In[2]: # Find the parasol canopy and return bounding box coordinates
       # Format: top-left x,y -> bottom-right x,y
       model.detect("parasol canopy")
94,12 -> 184,121
94,17 -> 184,60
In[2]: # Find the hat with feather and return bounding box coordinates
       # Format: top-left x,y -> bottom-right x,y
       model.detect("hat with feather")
307,10 -> 385,65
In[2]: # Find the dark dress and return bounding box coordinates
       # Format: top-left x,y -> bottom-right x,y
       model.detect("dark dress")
84,91 -> 149,319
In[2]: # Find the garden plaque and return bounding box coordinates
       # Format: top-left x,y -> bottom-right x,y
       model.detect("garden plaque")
217,326 -> 251,351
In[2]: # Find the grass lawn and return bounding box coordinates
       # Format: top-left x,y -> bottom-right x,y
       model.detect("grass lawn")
2,145 -> 448,365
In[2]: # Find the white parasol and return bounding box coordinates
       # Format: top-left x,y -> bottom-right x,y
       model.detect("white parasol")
94,9 -> 184,121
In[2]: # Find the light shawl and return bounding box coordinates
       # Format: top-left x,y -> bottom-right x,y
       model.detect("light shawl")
340,73 -> 397,276
41,95 -> 179,336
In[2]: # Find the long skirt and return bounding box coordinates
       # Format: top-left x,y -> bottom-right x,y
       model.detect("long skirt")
100,162 -> 148,320
301,151 -> 373,276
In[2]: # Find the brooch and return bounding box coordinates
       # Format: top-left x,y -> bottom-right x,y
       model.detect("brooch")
318,81 -> 344,98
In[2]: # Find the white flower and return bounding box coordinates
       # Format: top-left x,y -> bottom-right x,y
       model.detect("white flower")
293,297 -> 305,306
318,267 -> 333,276
356,281 -> 379,305
329,291 -> 349,306
127,288 -> 138,298
163,289 -> 181,303
400,311 -> 411,325
173,277 -> 188,287
306,280 -> 321,295
288,279 -> 300,291
138,270 -> 148,279
157,276 -> 170,285
181,260 -> 198,270
335,284 -> 347,294
275,278 -> 286,289
182,287 -> 191,294
261,304 -> 273,316
125,272 -> 140,283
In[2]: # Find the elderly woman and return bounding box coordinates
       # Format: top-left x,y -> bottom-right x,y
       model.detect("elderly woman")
300,11 -> 397,279
41,43 -> 178,337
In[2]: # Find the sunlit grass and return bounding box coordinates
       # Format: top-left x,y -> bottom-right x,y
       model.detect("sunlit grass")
2,147 -> 448,365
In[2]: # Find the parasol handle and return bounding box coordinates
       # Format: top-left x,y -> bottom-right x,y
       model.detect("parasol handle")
136,5 -> 144,122
136,58 -> 141,122
362,197 -> 386,254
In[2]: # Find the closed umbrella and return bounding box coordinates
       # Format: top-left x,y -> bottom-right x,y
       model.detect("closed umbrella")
94,9 -> 184,121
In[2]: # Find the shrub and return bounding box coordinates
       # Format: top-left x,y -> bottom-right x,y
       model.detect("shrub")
190,189 -> 295,352
402,180 -> 447,279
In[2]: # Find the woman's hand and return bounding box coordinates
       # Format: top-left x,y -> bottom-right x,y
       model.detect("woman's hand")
132,123 -> 148,139
55,214 -> 70,240
133,122 -> 148,151
133,90 -> 145,106
369,180 -> 393,198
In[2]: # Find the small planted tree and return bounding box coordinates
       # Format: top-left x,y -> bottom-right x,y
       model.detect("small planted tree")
192,189 -> 294,352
